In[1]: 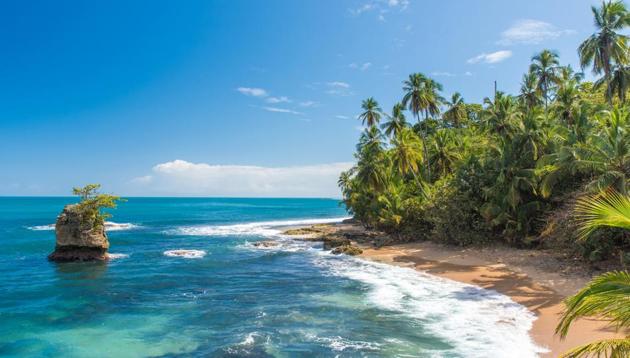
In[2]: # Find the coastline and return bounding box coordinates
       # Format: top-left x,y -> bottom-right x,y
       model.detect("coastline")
283,222 -> 623,357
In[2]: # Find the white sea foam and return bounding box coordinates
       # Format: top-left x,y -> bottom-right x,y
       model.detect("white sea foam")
107,253 -> 129,259
163,249 -> 207,259
313,255 -> 548,358
305,333 -> 380,352
27,221 -> 140,231
166,217 -> 350,237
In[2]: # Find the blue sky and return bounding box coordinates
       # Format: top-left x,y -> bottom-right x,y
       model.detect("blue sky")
0,0 -> 600,197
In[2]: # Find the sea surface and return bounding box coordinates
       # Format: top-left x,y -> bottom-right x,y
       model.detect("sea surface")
0,197 -> 545,357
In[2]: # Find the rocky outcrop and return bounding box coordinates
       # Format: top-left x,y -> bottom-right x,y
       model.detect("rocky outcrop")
48,204 -> 109,262
322,235 -> 351,250
331,244 -> 363,256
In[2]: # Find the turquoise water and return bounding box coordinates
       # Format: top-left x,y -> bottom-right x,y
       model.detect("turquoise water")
0,197 -> 544,357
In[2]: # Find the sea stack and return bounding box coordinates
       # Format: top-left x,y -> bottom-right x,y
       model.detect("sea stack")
48,204 -> 109,262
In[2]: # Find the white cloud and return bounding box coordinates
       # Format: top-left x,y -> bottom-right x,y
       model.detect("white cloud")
349,3 -> 375,15
349,62 -> 372,71
266,96 -> 290,103
299,100 -> 317,107
467,50 -> 512,64
327,81 -> 350,88
498,19 -> 574,45
464,71 -> 473,76
350,0 -> 408,17
130,159 -> 353,198
236,87 -> 268,97
387,0 -> 409,9
263,107 -> 302,115
431,71 -> 455,77
326,81 -> 353,96
336,115 -> 350,119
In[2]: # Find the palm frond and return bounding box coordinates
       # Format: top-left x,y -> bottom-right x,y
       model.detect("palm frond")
575,191 -> 630,239
559,337 -> 630,358
556,271 -> 630,338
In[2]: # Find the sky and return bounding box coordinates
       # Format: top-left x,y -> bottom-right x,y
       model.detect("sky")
0,0 -> 602,197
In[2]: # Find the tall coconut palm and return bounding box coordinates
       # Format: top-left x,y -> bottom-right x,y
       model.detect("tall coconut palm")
443,92 -> 467,128
530,49 -> 561,110
390,127 -> 424,182
402,73 -> 431,177
519,71 -> 542,111
381,103 -> 408,138
554,191 -> 630,358
358,97 -> 383,128
579,0 -> 630,105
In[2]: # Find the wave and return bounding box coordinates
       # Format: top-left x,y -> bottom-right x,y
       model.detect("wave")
163,249 -> 207,259
107,253 -> 129,260
166,217 -> 350,237
313,256 -> 548,358
27,221 -> 141,231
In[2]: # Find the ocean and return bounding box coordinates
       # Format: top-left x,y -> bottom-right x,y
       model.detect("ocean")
0,197 -> 544,357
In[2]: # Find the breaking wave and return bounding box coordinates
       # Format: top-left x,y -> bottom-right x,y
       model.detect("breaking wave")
27,221 -> 141,231
165,217 -> 350,237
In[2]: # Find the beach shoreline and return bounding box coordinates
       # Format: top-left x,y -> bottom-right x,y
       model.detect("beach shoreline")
283,221 -> 623,357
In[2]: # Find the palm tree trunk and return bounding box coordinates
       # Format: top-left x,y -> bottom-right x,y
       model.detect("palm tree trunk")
417,112 -> 431,180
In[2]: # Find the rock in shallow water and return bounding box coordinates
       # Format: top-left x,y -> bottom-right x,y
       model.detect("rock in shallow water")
48,204 -> 109,262
331,244 -> 363,256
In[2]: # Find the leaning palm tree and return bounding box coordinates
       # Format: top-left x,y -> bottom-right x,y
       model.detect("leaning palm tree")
358,97 -> 383,128
443,92 -> 467,128
381,103 -> 408,138
554,190 -> 630,358
579,0 -> 630,105
530,49 -> 560,110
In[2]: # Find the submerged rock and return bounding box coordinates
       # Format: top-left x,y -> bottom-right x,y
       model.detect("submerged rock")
48,204 -> 109,262
331,244 -> 363,256
253,240 -> 280,248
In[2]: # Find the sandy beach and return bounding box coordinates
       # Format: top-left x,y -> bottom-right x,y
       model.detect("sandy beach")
286,222 -> 624,357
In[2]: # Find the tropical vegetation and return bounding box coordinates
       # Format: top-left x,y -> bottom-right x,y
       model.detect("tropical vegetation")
339,0 -> 630,262
72,184 -> 123,228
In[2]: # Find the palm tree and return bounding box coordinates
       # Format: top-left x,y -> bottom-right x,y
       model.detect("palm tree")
579,0 -> 630,105
390,127 -> 423,182
554,76 -> 582,125
530,49 -> 560,110
554,191 -> 630,358
429,129 -> 459,177
595,63 -> 630,103
402,73 -> 431,178
381,103 -> 408,138
358,97 -> 383,127
443,92 -> 467,128
482,93 -> 522,138
519,71 -> 542,111
356,127 -> 388,193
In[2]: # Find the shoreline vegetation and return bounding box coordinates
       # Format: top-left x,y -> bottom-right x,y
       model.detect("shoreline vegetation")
332,1 -> 630,356
281,221 -> 623,357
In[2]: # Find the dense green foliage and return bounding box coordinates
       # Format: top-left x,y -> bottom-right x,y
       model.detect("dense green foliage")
72,184 -> 123,228
339,1 -> 630,258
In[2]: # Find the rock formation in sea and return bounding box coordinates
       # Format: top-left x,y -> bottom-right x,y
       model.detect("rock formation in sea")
48,204 -> 109,262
